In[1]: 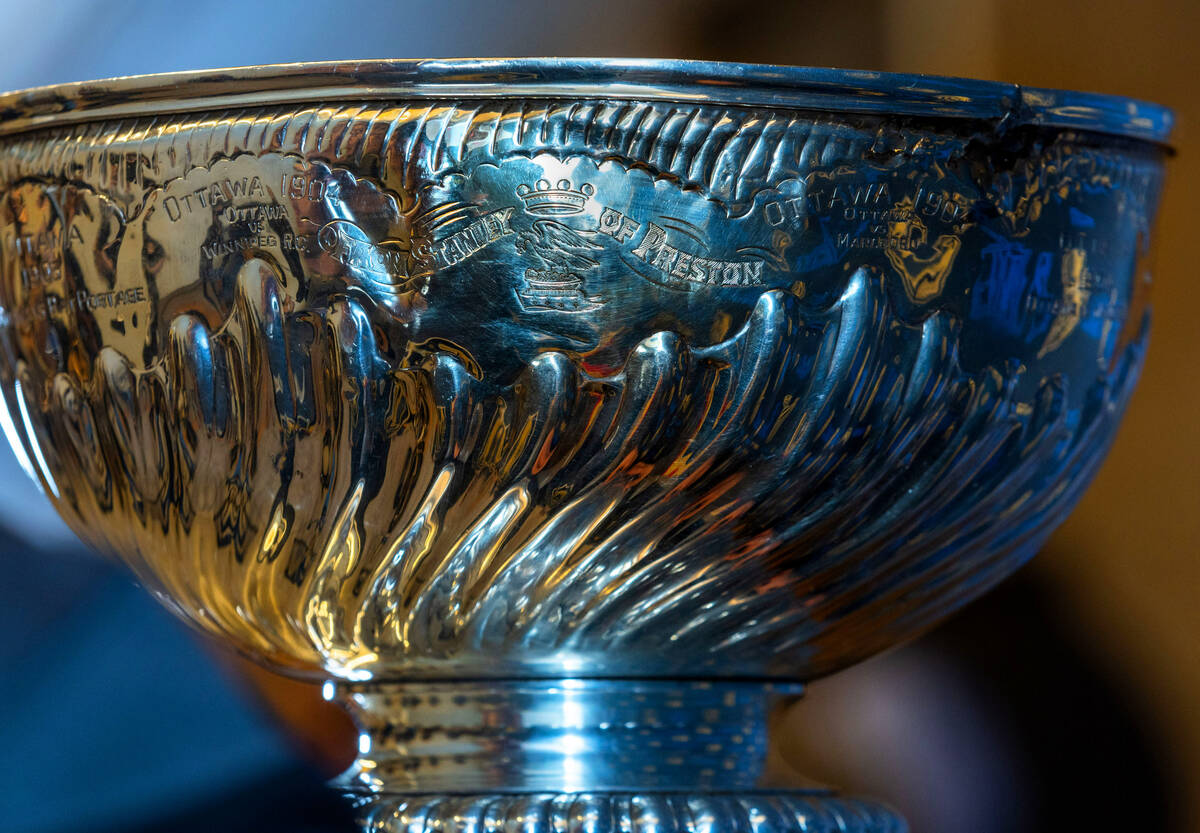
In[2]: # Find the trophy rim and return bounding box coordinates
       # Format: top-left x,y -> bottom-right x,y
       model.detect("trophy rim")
0,57 -> 1173,145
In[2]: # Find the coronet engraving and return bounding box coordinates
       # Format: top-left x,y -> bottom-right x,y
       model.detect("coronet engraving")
0,77 -> 1168,830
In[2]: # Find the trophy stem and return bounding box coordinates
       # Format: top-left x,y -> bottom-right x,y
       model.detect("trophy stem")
328,678 -> 908,832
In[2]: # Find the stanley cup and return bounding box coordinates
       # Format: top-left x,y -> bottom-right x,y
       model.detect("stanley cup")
0,60 -> 1172,831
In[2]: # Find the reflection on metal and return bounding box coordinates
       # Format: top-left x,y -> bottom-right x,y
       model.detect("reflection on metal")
335,679 -> 790,792
0,60 -> 1171,832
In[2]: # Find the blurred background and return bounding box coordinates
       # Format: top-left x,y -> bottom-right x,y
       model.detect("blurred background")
0,1 -> 1196,831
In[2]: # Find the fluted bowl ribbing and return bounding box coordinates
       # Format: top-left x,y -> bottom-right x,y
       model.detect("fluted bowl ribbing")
0,59 -> 1170,682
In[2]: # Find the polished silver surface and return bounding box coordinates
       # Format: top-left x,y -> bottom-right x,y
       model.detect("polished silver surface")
355,791 -> 907,833
0,58 -> 1172,142
335,679 -> 796,792
0,59 -> 1171,831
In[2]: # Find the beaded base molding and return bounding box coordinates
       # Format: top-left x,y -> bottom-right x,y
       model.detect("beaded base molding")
355,793 -> 907,833
0,60 -> 1170,831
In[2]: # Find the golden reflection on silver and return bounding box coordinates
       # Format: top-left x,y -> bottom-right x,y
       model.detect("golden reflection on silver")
0,60 -> 1172,832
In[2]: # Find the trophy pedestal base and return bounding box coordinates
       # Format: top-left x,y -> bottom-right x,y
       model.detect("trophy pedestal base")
330,679 -> 907,832
352,792 -> 907,833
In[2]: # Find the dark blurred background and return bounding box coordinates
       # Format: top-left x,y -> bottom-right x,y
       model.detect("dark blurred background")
0,2 -> 1196,832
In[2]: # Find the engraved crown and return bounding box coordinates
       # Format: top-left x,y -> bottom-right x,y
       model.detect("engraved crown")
515,178 -> 595,216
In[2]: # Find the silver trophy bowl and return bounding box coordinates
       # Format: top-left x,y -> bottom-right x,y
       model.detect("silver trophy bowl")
0,60 -> 1172,831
